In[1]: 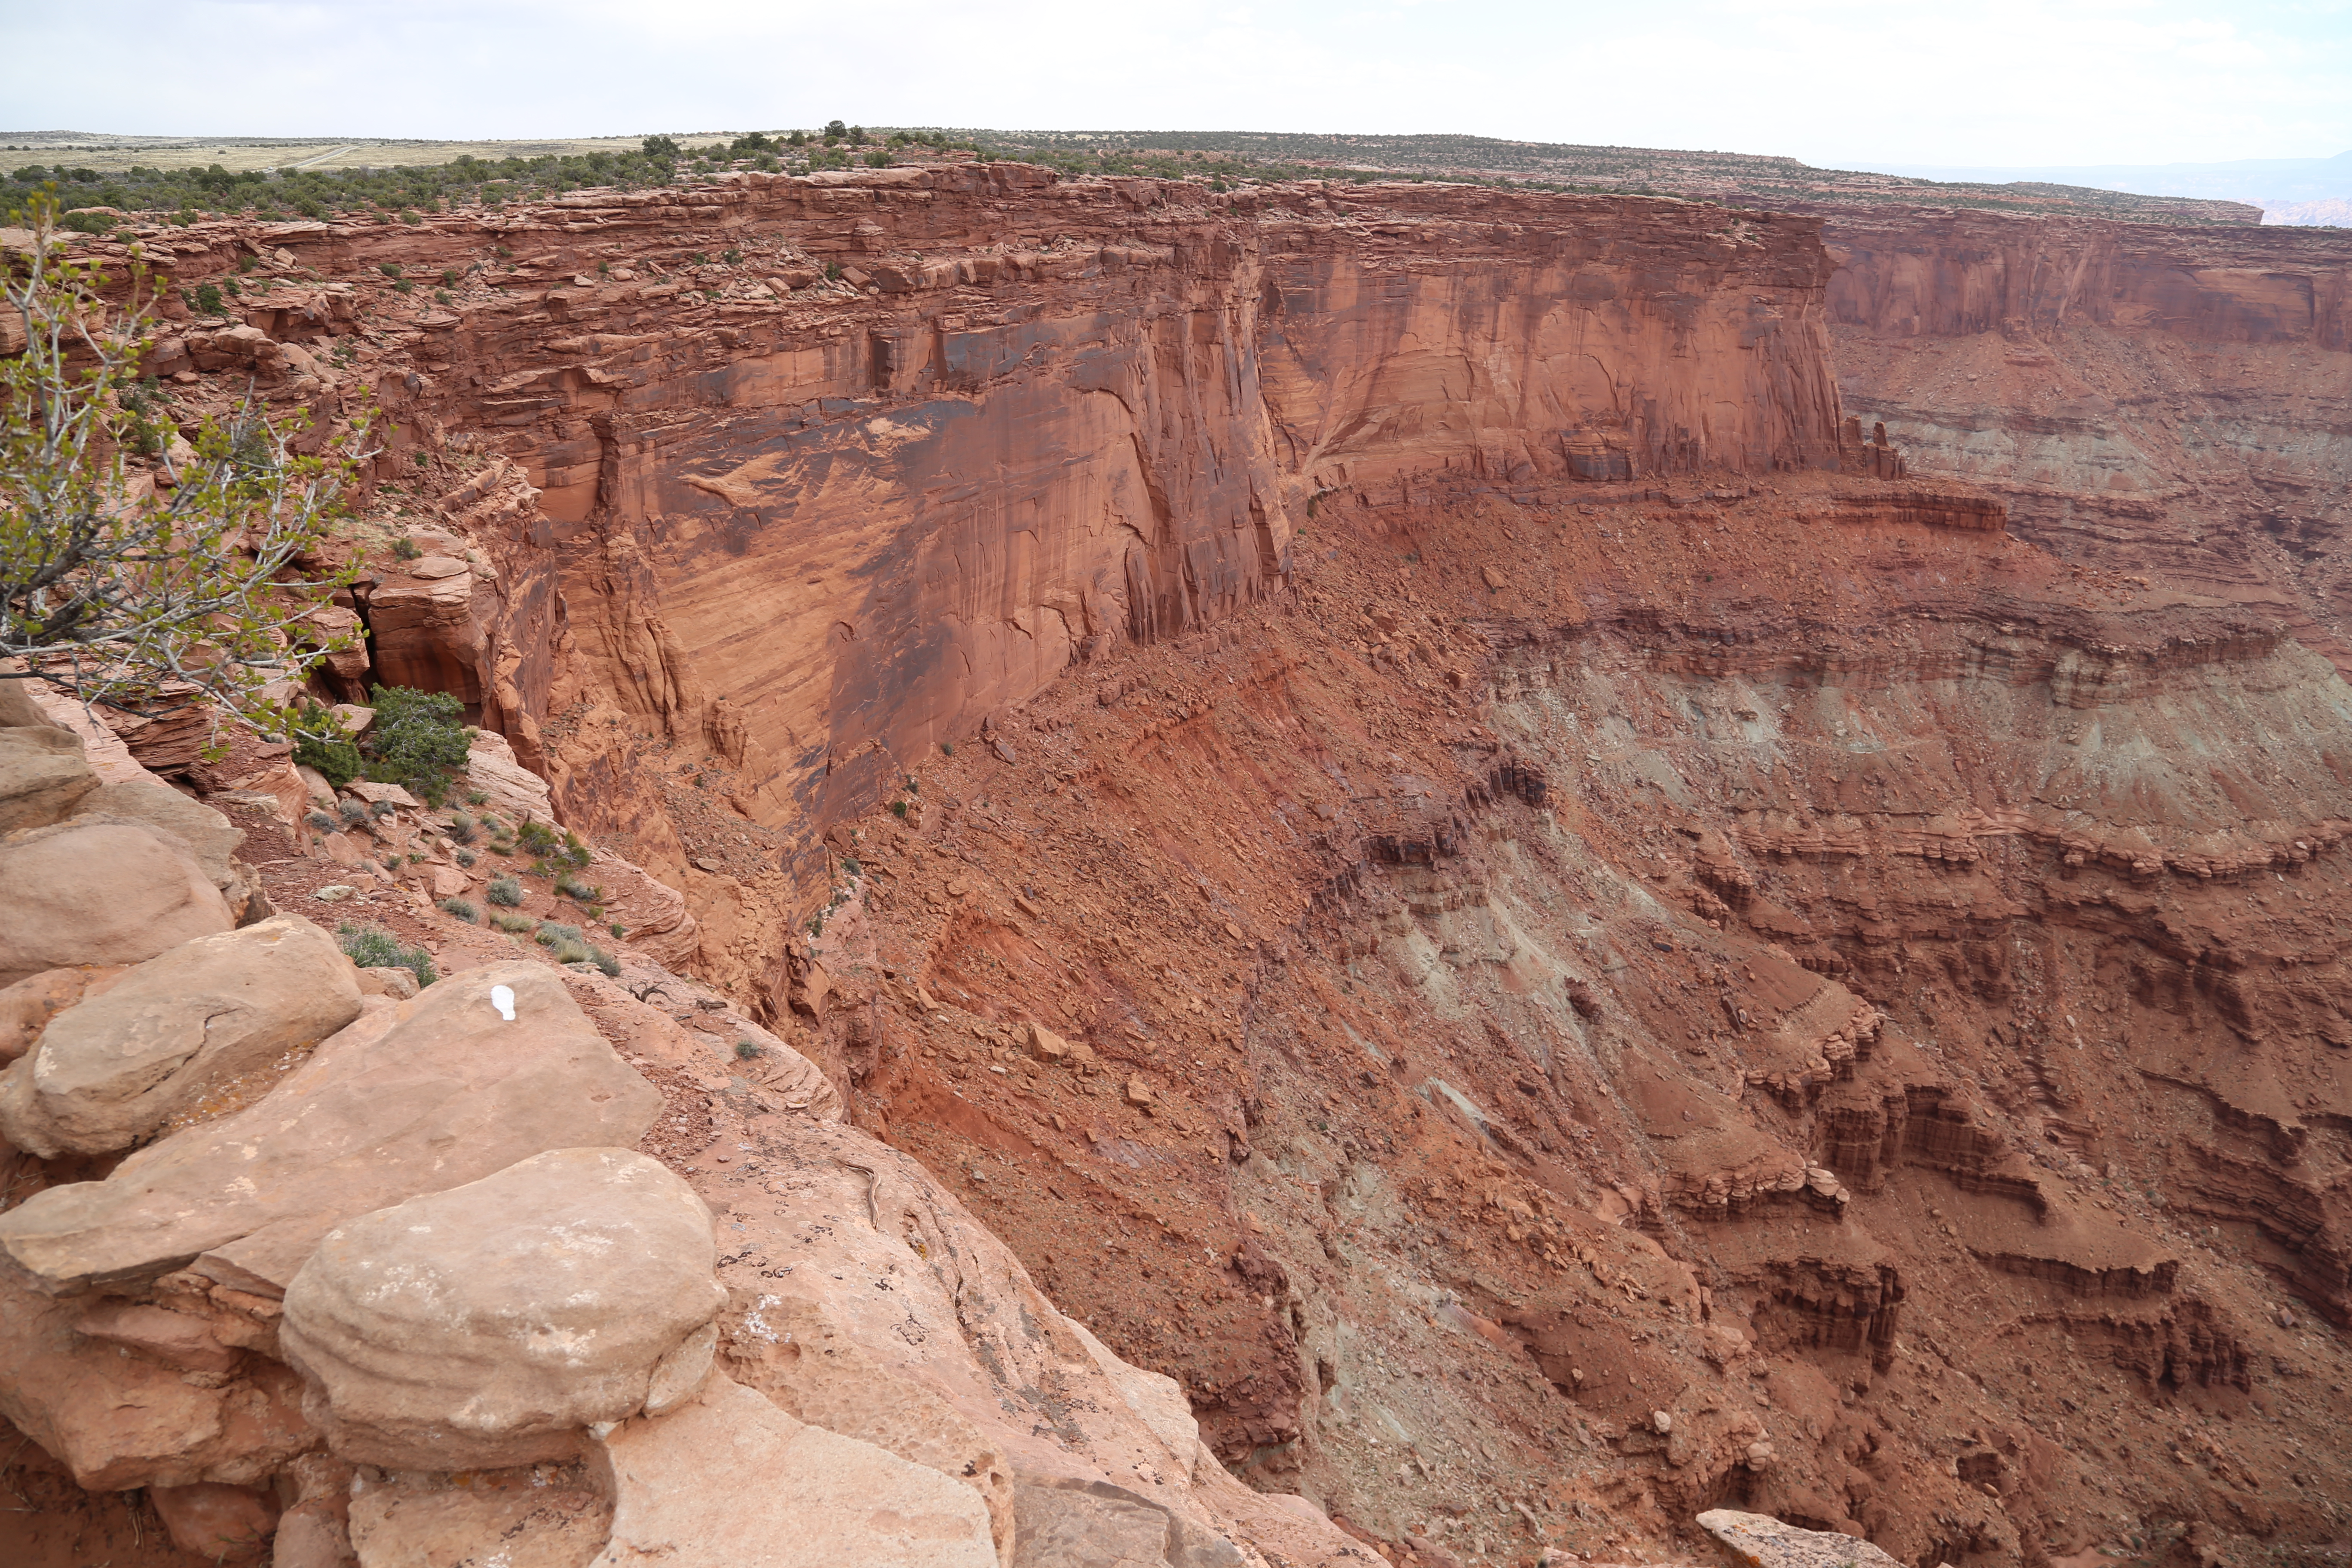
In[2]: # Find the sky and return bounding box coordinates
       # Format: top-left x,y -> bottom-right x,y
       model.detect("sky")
5,0 -> 2349,170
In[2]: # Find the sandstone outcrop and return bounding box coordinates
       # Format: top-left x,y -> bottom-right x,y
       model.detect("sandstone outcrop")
1698,1509 -> 1902,1568
0,962 -> 662,1295
281,1146 -> 726,1469
16,170 -> 2350,1568
0,724 -> 97,830
0,914 -> 360,1158
0,819 -> 233,986
588,1373 -> 1000,1568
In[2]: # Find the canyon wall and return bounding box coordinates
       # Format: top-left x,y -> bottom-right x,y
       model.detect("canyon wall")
43,177 -> 2352,1566
131,169 -> 1850,906
1822,208 -> 2352,663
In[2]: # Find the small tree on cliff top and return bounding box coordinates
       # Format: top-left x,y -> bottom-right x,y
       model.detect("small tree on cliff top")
1,190 -> 371,750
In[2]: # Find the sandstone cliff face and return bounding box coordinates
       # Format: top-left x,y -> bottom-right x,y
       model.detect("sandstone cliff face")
129,170 -> 1848,908
1823,208 -> 2352,664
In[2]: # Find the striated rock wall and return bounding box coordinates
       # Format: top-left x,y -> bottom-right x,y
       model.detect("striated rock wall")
121,170 -> 1852,902
1822,208 -> 2352,663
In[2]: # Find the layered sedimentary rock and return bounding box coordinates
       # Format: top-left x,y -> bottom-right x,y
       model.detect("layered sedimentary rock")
1823,208 -> 2352,662
120,170 -> 1851,903
28,172 -> 2352,1568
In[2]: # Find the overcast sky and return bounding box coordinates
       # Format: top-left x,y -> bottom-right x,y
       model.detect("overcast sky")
6,0 -> 2348,168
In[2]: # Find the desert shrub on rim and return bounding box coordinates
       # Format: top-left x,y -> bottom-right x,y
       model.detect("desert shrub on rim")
1,190 -> 371,757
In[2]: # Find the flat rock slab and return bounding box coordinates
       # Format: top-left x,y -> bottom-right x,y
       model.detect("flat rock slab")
588,1374 -> 998,1568
349,1470 -> 611,1568
1011,1472 -> 1249,1568
0,962 -> 663,1296
282,1147 -> 725,1470
0,914 -> 361,1157
1697,1510 -> 1904,1568
0,819 -> 232,987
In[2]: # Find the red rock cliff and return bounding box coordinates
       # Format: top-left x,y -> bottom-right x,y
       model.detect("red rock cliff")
142,171 -> 1847,895
1822,208 -> 2352,662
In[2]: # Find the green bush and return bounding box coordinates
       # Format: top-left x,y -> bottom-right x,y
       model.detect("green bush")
518,819 -> 591,869
554,872 -> 598,901
437,897 -> 479,923
484,875 -> 523,907
735,1039 -> 761,1060
58,209 -> 117,234
364,684 -> 472,806
336,923 -> 436,989
642,135 -> 681,159
189,282 -> 227,316
591,947 -> 621,978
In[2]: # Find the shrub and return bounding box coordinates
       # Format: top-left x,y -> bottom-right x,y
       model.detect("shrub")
735,1039 -> 761,1060
437,897 -> 479,922
337,798 -> 367,823
363,684 -> 471,806
369,799 -> 395,818
609,922 -> 627,937
58,209 -> 116,235
303,808 -> 335,831
390,536 -> 421,560
490,910 -> 535,934
466,790 -> 488,805
336,923 -> 436,988
641,135 -> 680,159
864,151 -> 891,169
890,799 -> 907,819
379,263 -> 402,278
484,875 -> 523,907
446,813 -> 476,844
534,920 -> 582,947
555,872 -> 598,901
590,946 -> 621,978
189,281 -> 227,315
454,848 -> 477,867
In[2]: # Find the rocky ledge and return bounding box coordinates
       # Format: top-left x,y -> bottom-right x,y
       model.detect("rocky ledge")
0,689 -> 1362,1566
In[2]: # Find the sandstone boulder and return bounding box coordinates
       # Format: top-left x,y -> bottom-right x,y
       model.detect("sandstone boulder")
1697,1509 -> 1905,1568
73,775 -> 247,892
0,1263 -> 317,1489
587,1373 -> 999,1568
0,673 -> 54,728
0,914 -> 361,1158
281,1147 -> 726,1470
0,723 -> 98,830
0,963 -> 663,1296
150,1481 -> 280,1562
0,963 -> 128,1063
0,819 -> 232,986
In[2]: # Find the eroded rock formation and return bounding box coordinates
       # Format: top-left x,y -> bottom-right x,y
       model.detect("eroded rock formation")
9,165 -> 2351,1568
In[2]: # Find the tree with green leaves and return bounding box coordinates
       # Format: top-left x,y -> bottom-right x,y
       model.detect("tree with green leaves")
2,190 -> 372,752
